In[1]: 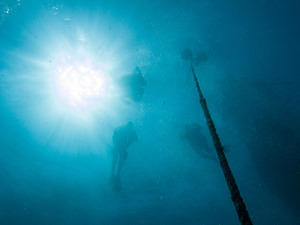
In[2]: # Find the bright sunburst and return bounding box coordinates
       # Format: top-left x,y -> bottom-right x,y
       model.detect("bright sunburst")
54,54 -> 113,109
1,12 -> 143,152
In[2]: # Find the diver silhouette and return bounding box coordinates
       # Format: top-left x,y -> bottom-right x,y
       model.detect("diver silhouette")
110,121 -> 138,191
120,67 -> 147,102
181,123 -> 216,161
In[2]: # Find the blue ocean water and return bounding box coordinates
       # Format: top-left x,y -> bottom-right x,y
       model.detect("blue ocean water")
0,1 -> 299,224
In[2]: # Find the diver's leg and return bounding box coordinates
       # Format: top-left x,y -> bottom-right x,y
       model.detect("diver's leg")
110,147 -> 118,182
117,150 -> 127,178
115,150 -> 127,190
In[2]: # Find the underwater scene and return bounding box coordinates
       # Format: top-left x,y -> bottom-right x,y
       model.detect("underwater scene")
0,0 -> 299,224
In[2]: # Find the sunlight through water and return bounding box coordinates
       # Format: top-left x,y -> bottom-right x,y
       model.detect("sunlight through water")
1,12 -> 142,152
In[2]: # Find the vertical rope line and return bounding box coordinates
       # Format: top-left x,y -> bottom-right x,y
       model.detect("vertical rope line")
191,65 -> 253,225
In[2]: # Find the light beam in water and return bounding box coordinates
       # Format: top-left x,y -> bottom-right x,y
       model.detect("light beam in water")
1,13 -> 143,153
53,54 -> 113,110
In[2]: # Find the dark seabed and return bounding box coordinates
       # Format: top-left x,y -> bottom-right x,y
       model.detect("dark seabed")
0,0 -> 299,224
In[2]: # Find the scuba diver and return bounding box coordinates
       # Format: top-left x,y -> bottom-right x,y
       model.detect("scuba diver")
181,123 -> 217,161
110,121 -> 138,191
120,67 -> 147,102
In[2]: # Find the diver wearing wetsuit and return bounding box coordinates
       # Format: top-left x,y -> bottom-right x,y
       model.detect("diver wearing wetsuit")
110,121 -> 138,191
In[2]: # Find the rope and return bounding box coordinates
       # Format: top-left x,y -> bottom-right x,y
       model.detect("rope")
191,65 -> 253,225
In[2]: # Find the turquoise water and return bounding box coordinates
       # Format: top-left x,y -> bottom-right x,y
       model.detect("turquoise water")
0,1 -> 299,224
